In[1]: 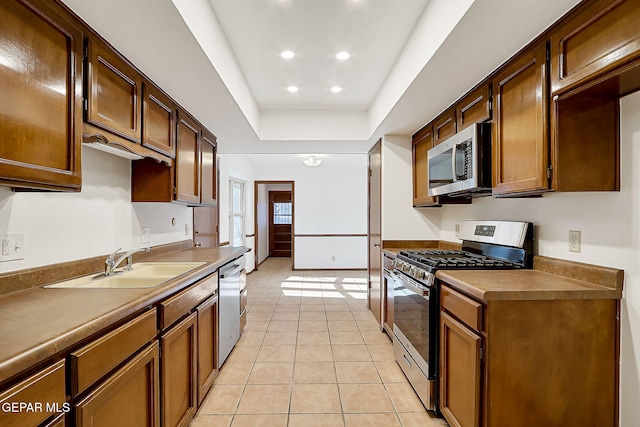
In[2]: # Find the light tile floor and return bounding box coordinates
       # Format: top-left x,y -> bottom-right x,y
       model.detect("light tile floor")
191,257 -> 448,427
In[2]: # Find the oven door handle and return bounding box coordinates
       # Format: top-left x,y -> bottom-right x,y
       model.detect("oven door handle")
391,271 -> 430,299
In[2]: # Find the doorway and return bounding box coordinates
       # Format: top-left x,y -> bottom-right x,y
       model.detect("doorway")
254,181 -> 295,270
269,191 -> 292,257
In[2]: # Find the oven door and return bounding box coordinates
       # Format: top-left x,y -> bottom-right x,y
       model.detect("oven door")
392,270 -> 437,379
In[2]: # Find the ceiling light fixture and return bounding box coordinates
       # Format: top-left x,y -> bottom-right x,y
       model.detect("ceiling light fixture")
281,50 -> 295,59
330,86 -> 342,93
336,51 -> 350,60
287,85 -> 299,93
302,155 -> 323,167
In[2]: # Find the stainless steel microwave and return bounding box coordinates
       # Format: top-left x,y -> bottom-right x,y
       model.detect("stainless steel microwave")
427,122 -> 492,197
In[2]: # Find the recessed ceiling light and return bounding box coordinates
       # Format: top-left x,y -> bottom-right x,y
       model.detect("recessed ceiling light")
336,51 -> 350,61
287,86 -> 299,93
281,50 -> 295,59
330,86 -> 342,93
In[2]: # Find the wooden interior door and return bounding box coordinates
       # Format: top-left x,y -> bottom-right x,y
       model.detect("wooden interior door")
269,191 -> 292,257
368,140 -> 382,325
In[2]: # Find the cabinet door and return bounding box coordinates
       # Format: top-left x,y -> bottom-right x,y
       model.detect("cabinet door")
161,312 -> 197,427
0,0 -> 83,191
457,84 -> 491,131
550,0 -> 640,95
142,82 -> 176,158
200,129 -> 217,206
440,312 -> 482,427
433,107 -> 456,146
86,37 -> 142,142
412,125 -> 440,207
492,42 -> 549,196
176,111 -> 201,204
75,342 -> 159,427
196,294 -> 218,405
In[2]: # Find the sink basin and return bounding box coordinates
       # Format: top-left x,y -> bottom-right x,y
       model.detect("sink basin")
45,262 -> 206,289
126,262 -> 206,277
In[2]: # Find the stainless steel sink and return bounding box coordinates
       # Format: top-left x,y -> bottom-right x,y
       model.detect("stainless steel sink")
45,262 -> 206,289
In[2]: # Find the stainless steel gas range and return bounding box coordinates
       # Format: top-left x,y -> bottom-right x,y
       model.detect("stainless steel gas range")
391,220 -> 534,412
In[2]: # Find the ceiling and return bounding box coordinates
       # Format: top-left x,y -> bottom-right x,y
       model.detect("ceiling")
61,0 -> 581,153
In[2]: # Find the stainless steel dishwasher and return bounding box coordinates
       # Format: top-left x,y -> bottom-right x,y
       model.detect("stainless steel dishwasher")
218,256 -> 246,367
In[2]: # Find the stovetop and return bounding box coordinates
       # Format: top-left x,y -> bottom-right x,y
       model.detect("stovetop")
398,249 -> 519,270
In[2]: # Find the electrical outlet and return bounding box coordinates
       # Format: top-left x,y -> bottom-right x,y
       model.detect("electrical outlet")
455,224 -> 460,237
569,230 -> 581,253
0,233 -> 25,262
141,227 -> 151,244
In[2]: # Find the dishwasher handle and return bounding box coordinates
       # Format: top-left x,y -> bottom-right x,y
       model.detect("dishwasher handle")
220,263 -> 243,278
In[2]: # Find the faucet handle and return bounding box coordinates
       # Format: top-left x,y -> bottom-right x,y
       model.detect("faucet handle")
106,248 -> 122,265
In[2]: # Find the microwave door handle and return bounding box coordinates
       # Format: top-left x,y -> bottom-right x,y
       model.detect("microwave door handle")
452,143 -> 460,182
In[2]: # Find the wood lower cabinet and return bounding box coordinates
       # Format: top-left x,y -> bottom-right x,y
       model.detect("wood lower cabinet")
550,0 -> 640,96
440,311 -> 482,427
492,42 -> 550,196
0,359 -> 67,427
160,312 -> 198,427
439,284 -> 619,427
196,294 -> 218,406
0,0 -> 83,191
75,342 -> 160,427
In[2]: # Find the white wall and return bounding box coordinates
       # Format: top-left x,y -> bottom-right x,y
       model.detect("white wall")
0,147 -> 192,273
219,153 -> 368,269
382,135 -> 441,240
421,91 -> 640,426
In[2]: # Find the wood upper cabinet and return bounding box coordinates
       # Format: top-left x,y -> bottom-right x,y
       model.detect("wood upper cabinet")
492,42 -> 550,196
85,36 -> 142,142
550,0 -> 640,95
433,107 -> 457,146
196,294 -> 218,405
200,129 -> 217,206
0,359 -> 67,427
457,84 -> 491,132
0,0 -> 83,191
76,342 -> 160,427
176,111 -> 201,204
412,125 -> 439,207
142,82 -> 177,158
160,312 -> 198,427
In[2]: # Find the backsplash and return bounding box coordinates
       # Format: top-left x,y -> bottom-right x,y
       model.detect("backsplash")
0,146 -> 193,274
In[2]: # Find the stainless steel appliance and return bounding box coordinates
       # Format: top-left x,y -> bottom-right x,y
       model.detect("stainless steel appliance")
218,256 -> 246,368
392,220 -> 533,412
427,122 -> 491,197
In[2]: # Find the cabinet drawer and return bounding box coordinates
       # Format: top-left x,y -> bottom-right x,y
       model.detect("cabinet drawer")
441,286 -> 483,332
159,274 -> 217,330
0,359 -> 66,427
70,309 -> 156,396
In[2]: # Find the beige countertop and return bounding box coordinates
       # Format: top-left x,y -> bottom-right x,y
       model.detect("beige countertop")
0,246 -> 247,386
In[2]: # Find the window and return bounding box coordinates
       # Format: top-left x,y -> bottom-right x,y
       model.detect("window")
273,202 -> 292,224
229,178 -> 245,246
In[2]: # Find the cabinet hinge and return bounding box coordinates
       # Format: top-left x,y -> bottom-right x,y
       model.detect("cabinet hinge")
479,345 -> 484,361
83,44 -> 88,60
368,169 -> 372,177
83,99 -> 88,112
546,165 -> 553,180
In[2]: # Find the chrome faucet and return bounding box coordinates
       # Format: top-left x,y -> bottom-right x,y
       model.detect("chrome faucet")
104,247 -> 150,276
